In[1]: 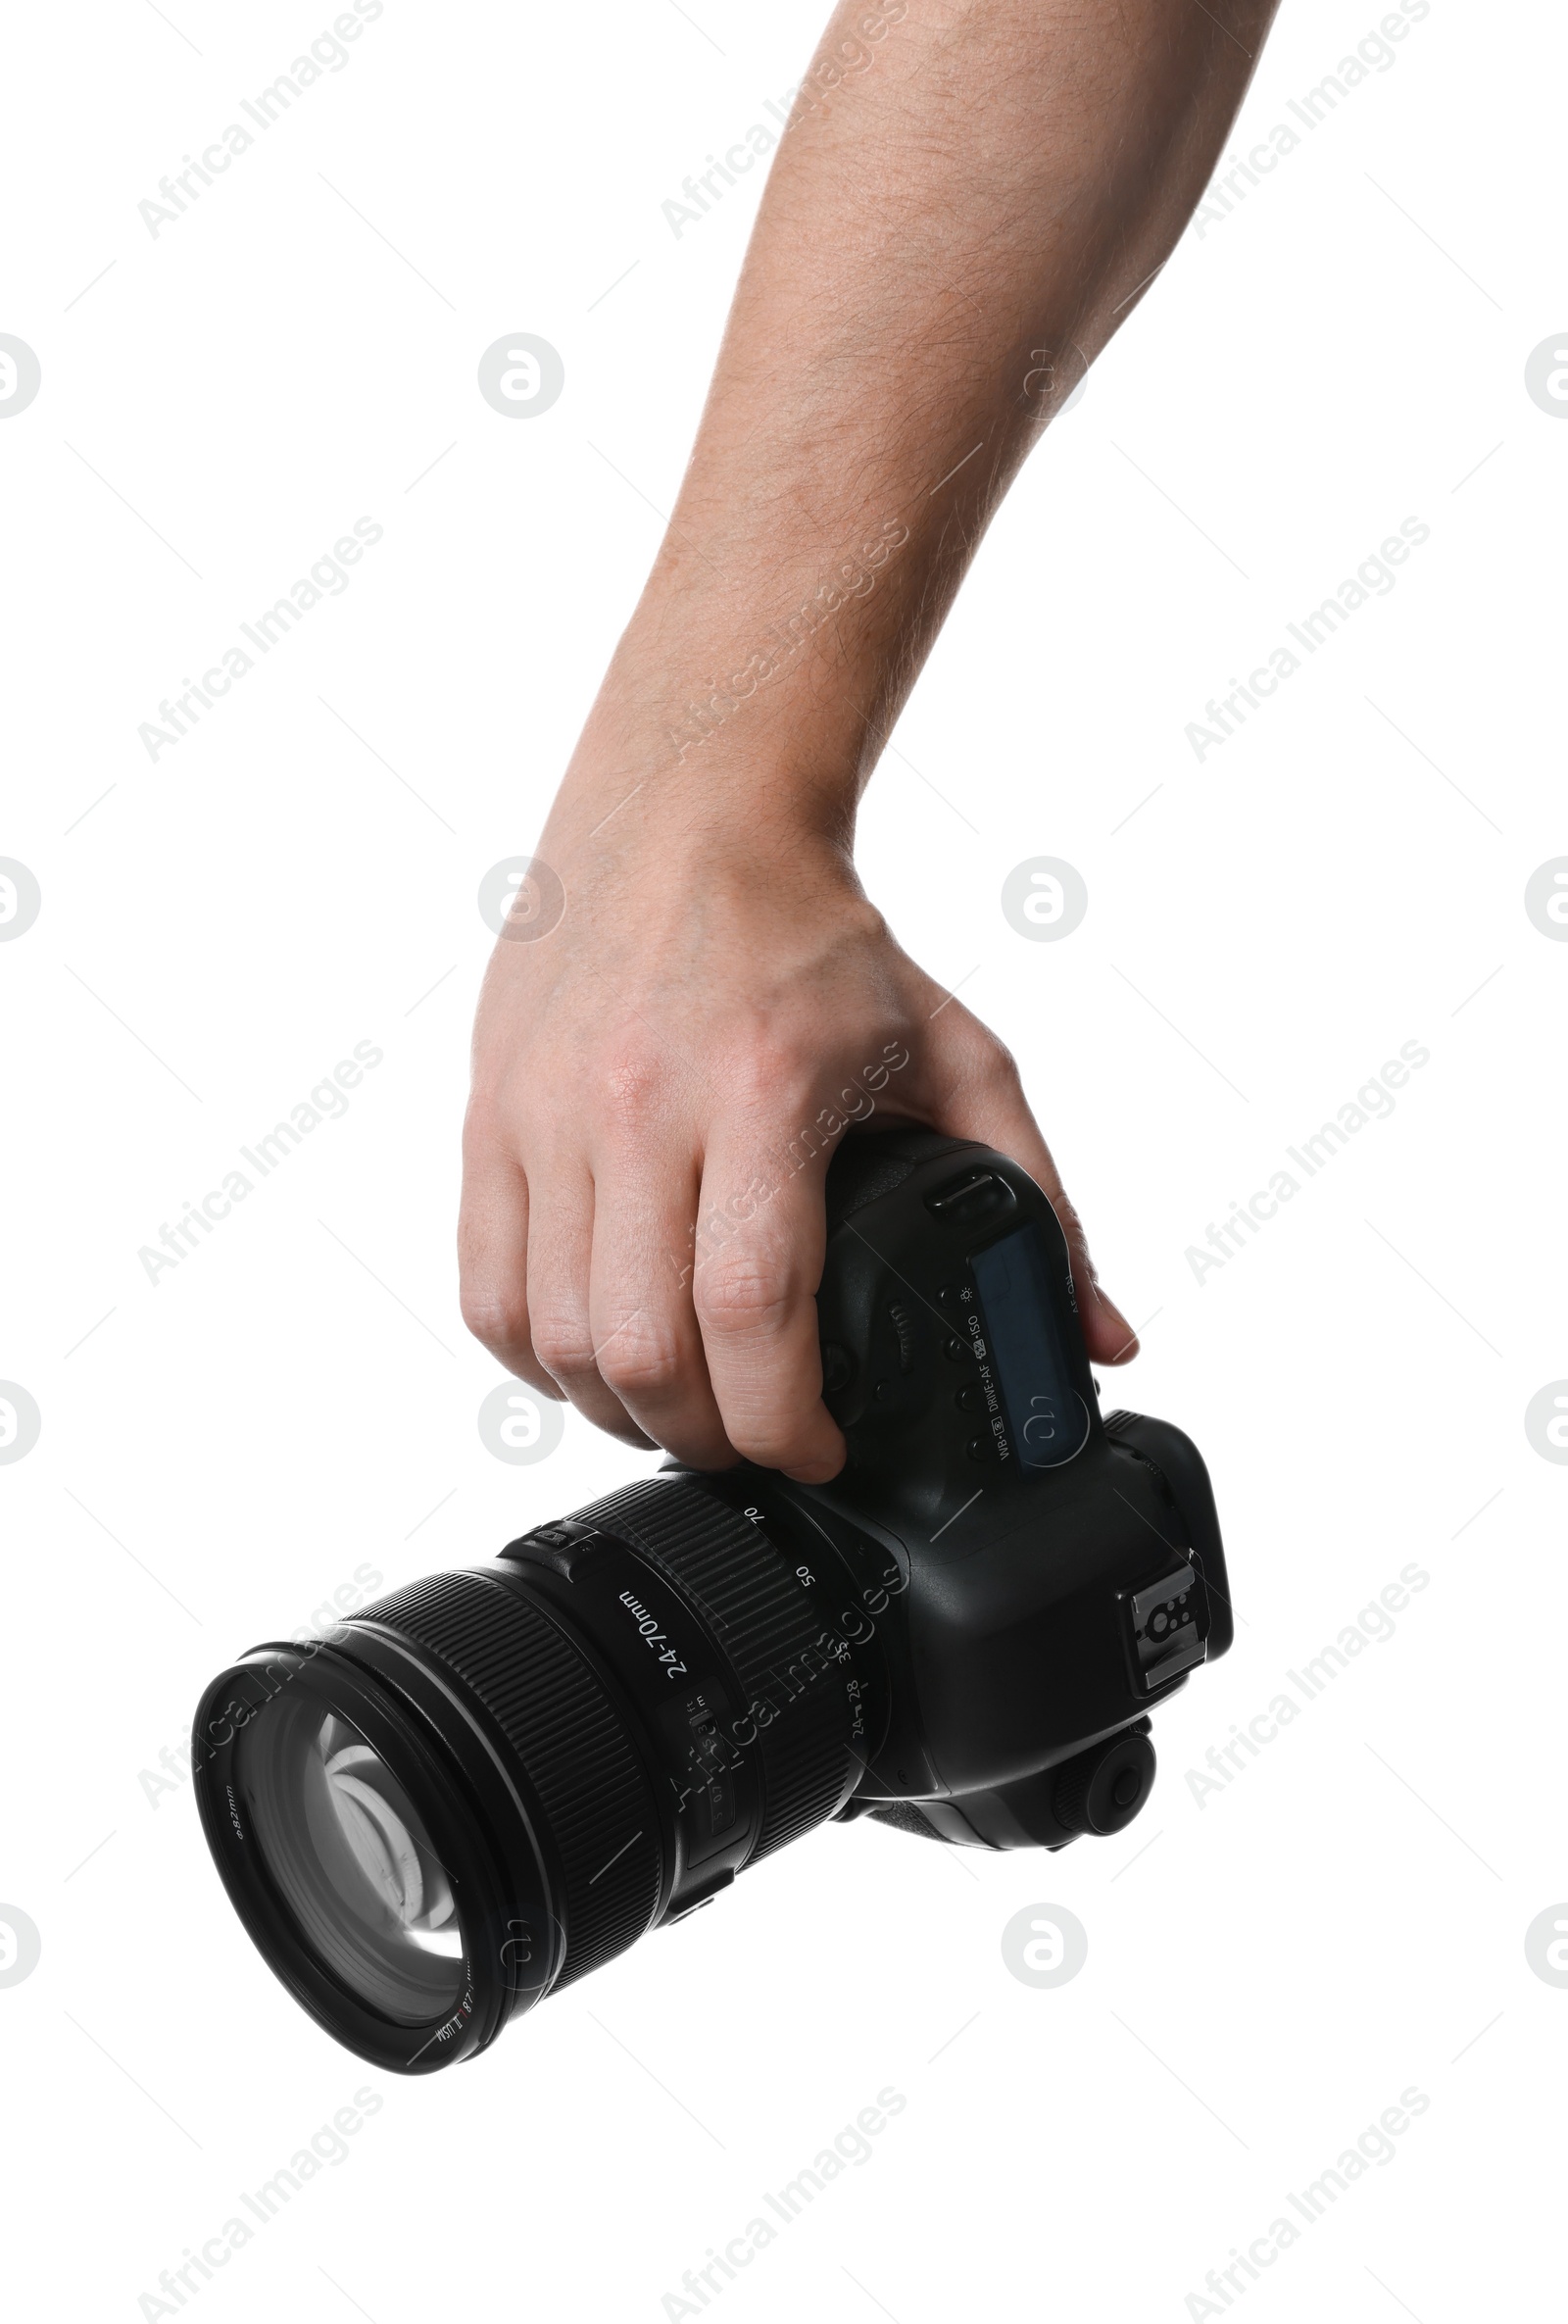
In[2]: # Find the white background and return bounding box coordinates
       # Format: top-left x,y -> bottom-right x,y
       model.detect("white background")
3,1 -> 1563,2317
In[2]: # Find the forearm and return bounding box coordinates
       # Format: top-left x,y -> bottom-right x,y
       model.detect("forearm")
553,0 -> 1279,855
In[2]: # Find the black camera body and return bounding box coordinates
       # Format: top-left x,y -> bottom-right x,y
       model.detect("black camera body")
194,1131 -> 1231,2070
785,1127 -> 1232,1843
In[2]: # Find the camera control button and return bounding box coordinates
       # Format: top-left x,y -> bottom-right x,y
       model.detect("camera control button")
925,1167 -> 1017,1226
966,1434 -> 998,1463
956,1383 -> 987,1412
943,1336 -> 971,1364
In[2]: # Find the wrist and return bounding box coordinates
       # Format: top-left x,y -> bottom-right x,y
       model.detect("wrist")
550,509 -> 920,836
537,751 -> 859,915
543,655 -> 869,879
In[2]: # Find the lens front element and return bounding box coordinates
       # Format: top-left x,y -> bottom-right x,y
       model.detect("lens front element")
234,1697 -> 465,2024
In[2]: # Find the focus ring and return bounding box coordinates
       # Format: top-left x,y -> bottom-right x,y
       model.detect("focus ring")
348,1568 -> 662,1988
572,1477 -> 854,1859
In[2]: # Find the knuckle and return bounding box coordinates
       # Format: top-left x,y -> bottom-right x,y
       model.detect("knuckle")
462,1086 -> 527,1162
692,1253 -> 793,1339
595,1312 -> 686,1402
1052,1191 -> 1091,1255
527,1307 -> 597,1380
460,1279 -> 529,1356
716,1036 -> 814,1123
462,1091 -> 506,1150
596,1045 -> 665,1131
974,1034 -> 1022,1094
716,1064 -> 778,1127
936,1015 -> 1021,1102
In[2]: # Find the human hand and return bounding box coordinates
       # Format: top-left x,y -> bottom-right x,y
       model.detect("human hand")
459,770 -> 1138,1484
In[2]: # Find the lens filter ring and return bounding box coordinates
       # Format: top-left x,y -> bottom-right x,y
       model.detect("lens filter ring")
193,1643 -> 520,2073
346,1567 -> 663,1989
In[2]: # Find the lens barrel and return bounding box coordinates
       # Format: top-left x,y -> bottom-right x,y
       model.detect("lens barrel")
563,1476 -> 858,1862
194,1474 -> 865,2071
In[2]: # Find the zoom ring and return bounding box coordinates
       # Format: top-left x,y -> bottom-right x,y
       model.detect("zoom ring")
348,1569 -> 662,1988
571,1477 -> 854,1859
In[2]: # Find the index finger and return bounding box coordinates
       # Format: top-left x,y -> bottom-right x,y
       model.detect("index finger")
689,1132 -> 845,1483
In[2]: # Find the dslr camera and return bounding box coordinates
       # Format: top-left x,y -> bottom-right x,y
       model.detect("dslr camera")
194,1130 -> 1232,2070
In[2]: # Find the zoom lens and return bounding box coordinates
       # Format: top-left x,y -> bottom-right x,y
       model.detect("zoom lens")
194,1475 -> 873,2071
